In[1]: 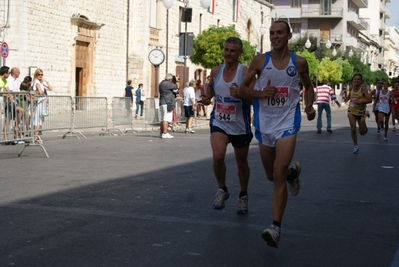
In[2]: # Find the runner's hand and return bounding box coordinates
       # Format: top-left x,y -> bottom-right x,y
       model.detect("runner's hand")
305,105 -> 316,121
261,79 -> 276,98
201,94 -> 212,105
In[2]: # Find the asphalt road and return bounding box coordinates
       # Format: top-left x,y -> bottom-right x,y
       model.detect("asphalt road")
0,107 -> 398,267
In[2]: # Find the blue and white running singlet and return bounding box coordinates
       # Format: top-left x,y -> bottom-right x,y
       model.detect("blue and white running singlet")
209,64 -> 252,135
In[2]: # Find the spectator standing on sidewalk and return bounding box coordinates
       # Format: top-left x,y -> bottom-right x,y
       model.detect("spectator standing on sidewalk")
344,74 -> 372,154
237,20 -> 316,248
31,68 -> 48,141
123,80 -> 133,116
134,83 -> 145,118
201,37 -> 253,215
315,81 -> 340,133
159,73 -> 178,139
195,79 -> 206,117
183,80 -> 196,134
7,67 -> 20,92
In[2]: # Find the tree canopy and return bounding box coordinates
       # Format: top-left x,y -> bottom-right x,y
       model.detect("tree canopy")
287,37 -> 394,87
318,57 -> 343,85
190,25 -> 256,69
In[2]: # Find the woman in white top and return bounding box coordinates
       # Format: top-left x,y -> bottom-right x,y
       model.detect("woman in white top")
31,69 -> 50,140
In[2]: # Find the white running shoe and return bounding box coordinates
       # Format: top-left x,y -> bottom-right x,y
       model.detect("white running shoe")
186,128 -> 195,133
262,224 -> 280,248
213,189 -> 229,210
287,161 -> 301,196
237,195 -> 248,214
161,132 -> 174,139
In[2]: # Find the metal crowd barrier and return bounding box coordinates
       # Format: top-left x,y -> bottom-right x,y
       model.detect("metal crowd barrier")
1,91 -> 49,158
1,93 -> 202,158
73,96 -> 108,138
107,97 -> 133,135
38,95 -> 80,139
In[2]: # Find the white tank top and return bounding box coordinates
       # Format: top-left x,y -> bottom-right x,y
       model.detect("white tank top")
209,64 -> 252,135
378,89 -> 390,114
253,52 -> 301,134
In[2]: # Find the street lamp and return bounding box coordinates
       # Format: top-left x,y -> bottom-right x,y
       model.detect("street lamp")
259,14 -> 272,53
163,0 -> 174,74
305,38 -> 311,49
332,47 -> 337,57
162,0 -> 210,95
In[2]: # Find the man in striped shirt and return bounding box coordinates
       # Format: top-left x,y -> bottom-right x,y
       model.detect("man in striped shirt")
316,81 -> 341,133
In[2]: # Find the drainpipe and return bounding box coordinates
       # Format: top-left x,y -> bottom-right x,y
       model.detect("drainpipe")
126,0 -> 130,82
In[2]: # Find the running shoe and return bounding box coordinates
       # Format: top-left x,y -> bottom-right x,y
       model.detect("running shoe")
352,146 -> 359,154
236,195 -> 248,214
161,132 -> 174,139
262,224 -> 280,248
213,188 -> 229,210
287,161 -> 301,196
185,128 -> 195,134
384,137 -> 388,141
393,127 -> 396,132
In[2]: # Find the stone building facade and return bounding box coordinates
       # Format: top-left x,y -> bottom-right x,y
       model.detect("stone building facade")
0,0 -> 272,100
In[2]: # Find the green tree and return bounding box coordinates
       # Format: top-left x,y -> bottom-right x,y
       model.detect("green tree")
372,70 -> 389,84
335,57 -> 353,84
318,57 -> 342,84
190,25 -> 256,69
347,56 -> 373,85
296,49 -> 318,82
288,36 -> 318,53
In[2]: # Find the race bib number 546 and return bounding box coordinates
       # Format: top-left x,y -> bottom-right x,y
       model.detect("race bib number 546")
215,103 -> 236,121
263,87 -> 289,107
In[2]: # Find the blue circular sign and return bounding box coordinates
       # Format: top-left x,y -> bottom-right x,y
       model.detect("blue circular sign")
1,42 -> 9,58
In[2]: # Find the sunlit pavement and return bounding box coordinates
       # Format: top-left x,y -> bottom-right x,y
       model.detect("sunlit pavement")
0,107 -> 398,267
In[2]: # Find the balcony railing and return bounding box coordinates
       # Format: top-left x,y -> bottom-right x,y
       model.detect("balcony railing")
301,8 -> 343,17
359,17 -> 368,30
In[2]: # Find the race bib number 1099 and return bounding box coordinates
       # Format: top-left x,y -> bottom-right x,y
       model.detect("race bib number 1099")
263,87 -> 289,107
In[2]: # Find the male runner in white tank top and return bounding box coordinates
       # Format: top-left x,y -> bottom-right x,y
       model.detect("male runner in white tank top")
201,37 -> 254,215
238,20 -> 316,248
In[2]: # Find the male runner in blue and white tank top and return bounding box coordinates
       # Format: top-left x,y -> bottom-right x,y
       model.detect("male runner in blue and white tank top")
201,37 -> 254,215
238,20 -> 316,248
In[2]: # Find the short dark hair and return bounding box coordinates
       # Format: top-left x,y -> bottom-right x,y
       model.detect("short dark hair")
273,20 -> 291,34
0,66 -> 10,76
127,80 -> 132,85
23,76 -> 32,83
224,37 -> 243,50
352,73 -> 363,81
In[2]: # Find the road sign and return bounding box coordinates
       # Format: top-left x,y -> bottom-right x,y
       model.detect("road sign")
1,42 -> 9,58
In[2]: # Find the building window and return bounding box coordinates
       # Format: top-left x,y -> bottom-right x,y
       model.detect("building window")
321,0 -> 331,15
291,0 -> 301,7
291,23 -> 301,34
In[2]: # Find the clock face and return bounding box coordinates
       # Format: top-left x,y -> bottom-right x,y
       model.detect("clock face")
148,49 -> 165,66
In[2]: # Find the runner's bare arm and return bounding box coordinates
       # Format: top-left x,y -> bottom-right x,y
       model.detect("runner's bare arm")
238,55 -> 266,99
297,56 -> 316,121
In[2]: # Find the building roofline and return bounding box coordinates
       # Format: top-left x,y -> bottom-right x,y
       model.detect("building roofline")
254,0 -> 273,9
